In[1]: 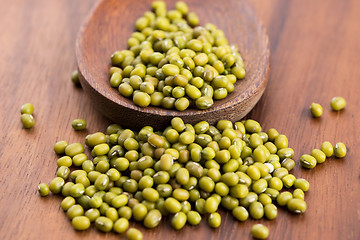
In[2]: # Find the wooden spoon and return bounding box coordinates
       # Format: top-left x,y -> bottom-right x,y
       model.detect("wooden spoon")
76,0 -> 270,130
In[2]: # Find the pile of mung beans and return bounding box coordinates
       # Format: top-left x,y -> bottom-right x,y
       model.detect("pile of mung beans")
34,1 -> 348,239
38,117 -> 317,239
109,1 -> 246,111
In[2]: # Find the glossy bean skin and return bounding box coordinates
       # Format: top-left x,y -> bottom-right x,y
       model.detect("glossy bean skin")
321,141 -> 333,157
72,216 -> 91,230
38,183 -> 50,197
251,224 -> 269,239
72,119 -> 87,130
330,96 -> 346,111
334,142 -> 347,158
20,114 -> 35,129
95,216 -> 113,232
287,198 -> 307,213
127,228 -> 143,240
310,103 -> 323,117
21,103 -> 34,114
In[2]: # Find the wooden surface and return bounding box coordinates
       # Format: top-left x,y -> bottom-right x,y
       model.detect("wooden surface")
0,0 -> 359,239
76,0 -> 269,130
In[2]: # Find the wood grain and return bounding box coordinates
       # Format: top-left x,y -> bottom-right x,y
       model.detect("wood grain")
0,0 -> 359,239
76,0 -> 269,130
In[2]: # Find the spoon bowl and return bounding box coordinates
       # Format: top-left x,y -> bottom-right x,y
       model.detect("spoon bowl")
76,0 -> 270,130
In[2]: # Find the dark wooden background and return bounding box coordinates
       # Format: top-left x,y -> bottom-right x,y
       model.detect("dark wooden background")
0,0 -> 359,239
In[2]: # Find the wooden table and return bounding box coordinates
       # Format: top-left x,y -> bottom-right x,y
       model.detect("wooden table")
1,0 -> 359,239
